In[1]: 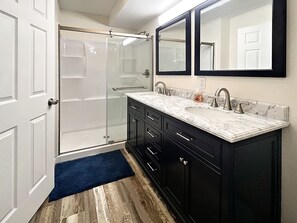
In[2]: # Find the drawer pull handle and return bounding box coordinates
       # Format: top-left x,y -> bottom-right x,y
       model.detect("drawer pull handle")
147,131 -> 155,138
146,162 -> 157,172
131,105 -> 139,110
179,157 -> 184,162
183,160 -> 188,166
147,147 -> 158,156
147,115 -> 155,121
176,132 -> 193,142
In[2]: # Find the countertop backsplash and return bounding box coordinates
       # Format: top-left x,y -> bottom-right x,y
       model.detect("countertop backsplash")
167,87 -> 289,122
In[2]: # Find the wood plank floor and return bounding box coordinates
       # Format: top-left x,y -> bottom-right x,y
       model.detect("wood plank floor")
29,149 -> 176,223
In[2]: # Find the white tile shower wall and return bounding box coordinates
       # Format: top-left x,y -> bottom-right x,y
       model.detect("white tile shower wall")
116,40 -> 153,90
60,38 -> 107,133
60,99 -> 106,132
107,96 -> 127,126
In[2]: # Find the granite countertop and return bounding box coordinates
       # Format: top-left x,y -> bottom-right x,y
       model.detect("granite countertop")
126,92 -> 289,143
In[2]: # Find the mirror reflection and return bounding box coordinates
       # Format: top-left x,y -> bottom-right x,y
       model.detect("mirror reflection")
200,0 -> 272,70
159,19 -> 186,72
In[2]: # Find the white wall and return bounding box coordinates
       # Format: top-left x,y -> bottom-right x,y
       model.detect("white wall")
59,9 -> 134,33
141,0 -> 297,222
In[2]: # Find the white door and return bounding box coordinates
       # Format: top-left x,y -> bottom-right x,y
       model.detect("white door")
237,22 -> 272,69
0,0 -> 56,222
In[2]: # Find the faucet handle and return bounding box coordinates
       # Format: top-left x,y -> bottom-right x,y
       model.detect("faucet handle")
210,96 -> 219,108
165,89 -> 172,96
234,102 -> 245,114
156,87 -> 162,94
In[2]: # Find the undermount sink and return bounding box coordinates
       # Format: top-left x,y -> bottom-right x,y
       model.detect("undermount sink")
185,107 -> 234,120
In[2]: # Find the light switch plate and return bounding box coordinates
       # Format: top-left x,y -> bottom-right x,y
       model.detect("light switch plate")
199,77 -> 206,89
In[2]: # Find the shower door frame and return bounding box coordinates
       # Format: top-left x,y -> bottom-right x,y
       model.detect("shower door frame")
57,25 -> 154,156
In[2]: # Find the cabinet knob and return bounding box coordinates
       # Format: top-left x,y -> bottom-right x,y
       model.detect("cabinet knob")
179,157 -> 184,162
183,160 -> 188,166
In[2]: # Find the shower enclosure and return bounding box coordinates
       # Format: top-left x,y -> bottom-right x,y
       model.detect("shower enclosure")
59,27 -> 153,154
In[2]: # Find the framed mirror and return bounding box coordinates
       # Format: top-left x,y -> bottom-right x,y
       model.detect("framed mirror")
195,0 -> 286,77
156,11 -> 191,75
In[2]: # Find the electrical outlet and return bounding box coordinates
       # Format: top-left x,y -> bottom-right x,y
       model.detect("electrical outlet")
199,77 -> 206,89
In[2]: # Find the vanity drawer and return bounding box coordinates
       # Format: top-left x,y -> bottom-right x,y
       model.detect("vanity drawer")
145,107 -> 162,130
145,124 -> 162,149
164,116 -> 221,168
145,157 -> 160,183
145,142 -> 161,163
128,98 -> 144,118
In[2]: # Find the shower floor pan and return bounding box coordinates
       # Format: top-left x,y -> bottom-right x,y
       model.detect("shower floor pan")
60,124 -> 127,154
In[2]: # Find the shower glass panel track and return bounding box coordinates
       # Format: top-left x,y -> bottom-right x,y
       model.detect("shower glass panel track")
58,27 -> 153,154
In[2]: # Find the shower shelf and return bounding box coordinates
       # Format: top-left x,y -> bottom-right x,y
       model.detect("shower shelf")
120,74 -> 137,78
62,98 -> 109,102
61,76 -> 85,79
61,55 -> 86,58
84,97 -> 106,101
61,99 -> 82,102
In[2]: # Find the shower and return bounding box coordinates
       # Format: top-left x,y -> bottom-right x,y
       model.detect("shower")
58,26 -> 153,154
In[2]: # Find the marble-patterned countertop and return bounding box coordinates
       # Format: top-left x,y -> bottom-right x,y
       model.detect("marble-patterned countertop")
126,92 -> 289,143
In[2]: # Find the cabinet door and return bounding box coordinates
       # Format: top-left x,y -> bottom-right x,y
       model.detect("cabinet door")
163,138 -> 186,210
136,115 -> 145,158
127,111 -> 145,160
185,152 -> 221,223
127,111 -> 136,148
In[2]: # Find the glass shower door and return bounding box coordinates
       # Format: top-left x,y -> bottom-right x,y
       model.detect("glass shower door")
106,38 -> 153,143
59,28 -> 153,154
59,30 -> 109,153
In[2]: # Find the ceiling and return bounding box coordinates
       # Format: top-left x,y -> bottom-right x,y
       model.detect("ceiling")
58,0 -> 182,30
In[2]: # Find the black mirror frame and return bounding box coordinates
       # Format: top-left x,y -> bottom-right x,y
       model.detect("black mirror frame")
195,0 -> 287,78
156,11 -> 191,75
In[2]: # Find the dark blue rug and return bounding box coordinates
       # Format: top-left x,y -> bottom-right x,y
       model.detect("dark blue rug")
49,150 -> 134,202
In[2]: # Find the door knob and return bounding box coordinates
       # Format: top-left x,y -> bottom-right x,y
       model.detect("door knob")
48,98 -> 59,106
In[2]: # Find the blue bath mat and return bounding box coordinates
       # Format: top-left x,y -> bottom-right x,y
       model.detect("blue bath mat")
49,150 -> 134,202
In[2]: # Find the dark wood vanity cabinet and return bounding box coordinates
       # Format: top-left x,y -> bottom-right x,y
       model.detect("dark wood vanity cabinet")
127,99 -> 145,161
126,97 -> 281,223
163,137 -> 221,223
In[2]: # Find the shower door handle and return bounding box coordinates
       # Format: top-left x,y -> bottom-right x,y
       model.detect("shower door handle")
48,98 -> 59,106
